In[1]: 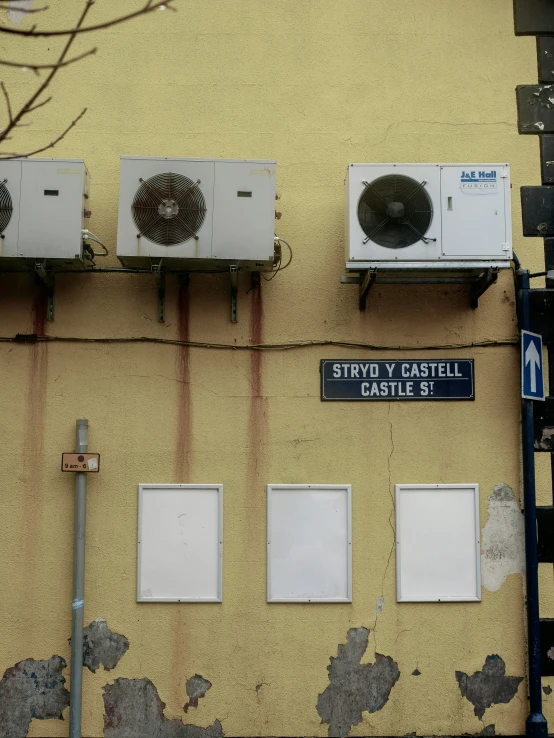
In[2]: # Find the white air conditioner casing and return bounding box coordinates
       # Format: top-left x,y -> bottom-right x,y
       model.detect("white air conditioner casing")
345,163 -> 512,267
117,156 -> 277,270
0,158 -> 89,261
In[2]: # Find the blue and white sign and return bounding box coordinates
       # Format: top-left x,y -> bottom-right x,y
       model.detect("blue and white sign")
320,360 -> 474,401
460,169 -> 498,192
521,330 -> 545,401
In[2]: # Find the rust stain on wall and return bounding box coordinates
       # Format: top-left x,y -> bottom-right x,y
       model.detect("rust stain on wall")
173,277 -> 191,708
247,283 -> 267,536
23,284 -> 49,569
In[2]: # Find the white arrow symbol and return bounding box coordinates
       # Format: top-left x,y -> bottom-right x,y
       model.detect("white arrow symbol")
525,339 -> 541,393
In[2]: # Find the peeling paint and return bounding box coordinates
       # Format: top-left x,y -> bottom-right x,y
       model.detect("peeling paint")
103,678 -> 223,738
547,646 -> 554,661
316,626 -> 400,738
455,655 -> 523,719
0,656 -> 70,738
481,483 -> 525,592
374,595 -> 384,616
81,617 -> 129,673
184,674 -> 211,712
411,668 -> 421,676
7,0 -> 32,25
543,685 -> 552,695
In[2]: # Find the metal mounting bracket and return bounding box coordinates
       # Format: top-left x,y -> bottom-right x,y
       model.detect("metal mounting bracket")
34,260 -> 54,321
151,260 -> 165,323
359,267 -> 377,311
230,265 -> 238,323
470,267 -> 499,309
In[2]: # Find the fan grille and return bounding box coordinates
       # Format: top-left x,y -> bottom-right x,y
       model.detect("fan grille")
357,174 -> 433,249
132,172 -> 206,246
0,179 -> 13,234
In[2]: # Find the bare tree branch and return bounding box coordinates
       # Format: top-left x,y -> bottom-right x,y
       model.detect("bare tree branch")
0,0 -> 94,145
0,0 -> 176,37
0,0 -> 178,158
0,82 -> 12,123
0,47 -> 96,72
0,106 -> 87,158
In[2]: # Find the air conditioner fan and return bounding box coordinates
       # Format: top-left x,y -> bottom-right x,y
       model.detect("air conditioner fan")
0,178 -> 13,234
357,174 -> 434,249
132,172 -> 206,246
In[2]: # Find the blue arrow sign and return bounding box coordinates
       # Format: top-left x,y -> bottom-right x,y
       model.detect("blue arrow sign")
522,330 -> 545,401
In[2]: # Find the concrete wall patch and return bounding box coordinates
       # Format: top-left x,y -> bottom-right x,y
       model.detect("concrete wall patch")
316,627 -> 400,738
0,655 -> 70,738
103,677 -> 223,738
82,617 -> 130,673
455,655 -> 523,719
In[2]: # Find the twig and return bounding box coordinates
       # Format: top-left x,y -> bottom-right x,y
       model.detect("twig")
0,0 -> 177,37
0,0 -> 94,145
0,81 -> 12,123
0,107 -> 87,158
0,48 -> 96,72
25,95 -> 51,113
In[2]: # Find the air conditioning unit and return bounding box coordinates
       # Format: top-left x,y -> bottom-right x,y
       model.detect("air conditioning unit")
0,158 -> 89,262
345,164 -> 512,267
117,156 -> 277,270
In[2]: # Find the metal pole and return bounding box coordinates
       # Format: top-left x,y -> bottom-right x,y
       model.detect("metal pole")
69,419 -> 88,738
518,270 -> 548,738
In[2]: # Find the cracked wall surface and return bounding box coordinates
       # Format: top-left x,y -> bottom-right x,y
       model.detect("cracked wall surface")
456,655 -> 523,719
0,656 -> 70,738
316,627 -> 400,737
103,678 -> 223,738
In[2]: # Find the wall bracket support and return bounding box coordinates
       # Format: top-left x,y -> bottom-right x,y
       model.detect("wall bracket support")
34,260 -> 55,321
230,265 -> 238,323
470,267 -> 499,309
151,260 -> 165,323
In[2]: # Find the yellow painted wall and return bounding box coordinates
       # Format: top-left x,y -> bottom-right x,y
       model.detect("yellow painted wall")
0,1 -> 549,736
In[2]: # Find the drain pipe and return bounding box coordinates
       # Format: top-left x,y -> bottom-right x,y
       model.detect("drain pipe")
517,270 -> 548,738
69,419 -> 88,738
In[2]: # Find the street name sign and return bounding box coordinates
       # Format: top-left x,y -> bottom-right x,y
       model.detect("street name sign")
320,360 -> 474,401
521,330 -> 545,401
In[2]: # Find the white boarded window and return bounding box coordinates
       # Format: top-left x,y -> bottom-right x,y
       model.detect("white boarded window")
267,484 -> 352,603
396,484 -> 481,602
137,484 -> 222,602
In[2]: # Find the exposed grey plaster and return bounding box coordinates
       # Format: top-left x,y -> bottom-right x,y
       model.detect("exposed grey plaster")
103,678 -> 223,738
316,626 -> 400,738
411,668 -> 421,676
0,656 -> 70,738
184,675 -> 211,712
374,596 -> 384,617
7,0 -> 32,25
81,617 -> 129,673
481,483 -> 525,592
543,685 -> 552,695
455,655 -> 523,720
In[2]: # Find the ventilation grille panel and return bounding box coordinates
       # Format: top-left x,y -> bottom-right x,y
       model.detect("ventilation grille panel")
132,172 -> 206,246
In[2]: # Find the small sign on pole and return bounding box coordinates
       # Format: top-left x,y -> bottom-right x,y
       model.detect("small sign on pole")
521,330 -> 545,401
61,453 -> 100,472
